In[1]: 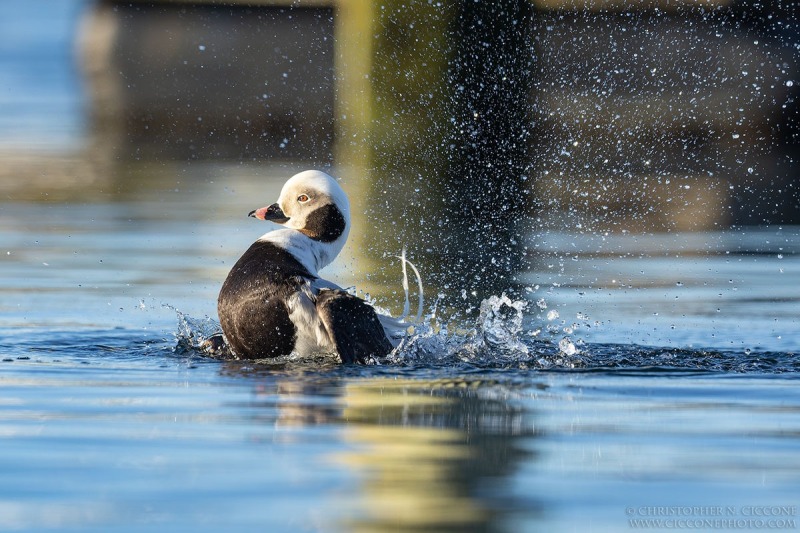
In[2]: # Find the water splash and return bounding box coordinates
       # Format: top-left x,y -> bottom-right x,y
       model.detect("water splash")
171,307 -> 226,356
476,295 -> 529,357
166,293 -> 592,369
388,294 -> 571,366
169,294 -> 555,365
168,297 -> 800,374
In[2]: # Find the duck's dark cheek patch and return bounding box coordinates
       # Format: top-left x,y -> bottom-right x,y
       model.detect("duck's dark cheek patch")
303,204 -> 346,242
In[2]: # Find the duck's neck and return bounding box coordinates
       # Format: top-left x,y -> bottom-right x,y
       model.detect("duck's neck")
259,228 -> 348,276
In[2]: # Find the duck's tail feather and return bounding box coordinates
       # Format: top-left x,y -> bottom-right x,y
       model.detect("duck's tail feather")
377,313 -> 409,344
375,248 -> 424,346
395,247 -> 424,324
407,254 -> 424,324
399,247 -> 411,320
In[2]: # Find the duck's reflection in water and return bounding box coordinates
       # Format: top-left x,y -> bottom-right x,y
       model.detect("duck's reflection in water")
223,363 -> 541,533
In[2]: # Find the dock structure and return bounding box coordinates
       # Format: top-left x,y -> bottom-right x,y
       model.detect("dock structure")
77,0 -> 796,297
80,0 -> 374,170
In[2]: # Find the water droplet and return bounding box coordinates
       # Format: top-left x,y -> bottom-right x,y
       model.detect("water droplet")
558,337 -> 578,356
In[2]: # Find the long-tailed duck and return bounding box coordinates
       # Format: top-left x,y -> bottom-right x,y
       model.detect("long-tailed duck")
217,170 -> 404,363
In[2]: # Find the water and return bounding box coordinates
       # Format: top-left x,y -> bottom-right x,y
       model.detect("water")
0,0 -> 86,148
2,2 -> 799,531
2,167 -> 799,532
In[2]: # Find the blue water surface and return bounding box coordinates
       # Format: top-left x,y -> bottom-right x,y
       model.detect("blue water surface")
0,1 -> 799,531
0,0 -> 86,148
1,171 -> 799,532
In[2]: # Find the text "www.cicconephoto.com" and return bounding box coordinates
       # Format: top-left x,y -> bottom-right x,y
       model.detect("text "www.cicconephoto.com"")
625,506 -> 797,530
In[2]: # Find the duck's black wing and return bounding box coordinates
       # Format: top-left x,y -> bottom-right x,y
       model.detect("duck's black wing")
316,289 -> 393,364
217,240 -> 312,359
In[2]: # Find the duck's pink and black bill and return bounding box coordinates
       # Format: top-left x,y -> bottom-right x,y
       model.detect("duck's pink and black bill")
249,203 -> 289,223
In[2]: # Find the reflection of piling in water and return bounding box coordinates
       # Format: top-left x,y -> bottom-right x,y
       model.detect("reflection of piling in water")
337,380 -> 538,532
217,371 -> 539,531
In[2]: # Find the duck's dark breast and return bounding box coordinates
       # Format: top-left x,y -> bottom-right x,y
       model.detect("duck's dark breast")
217,240 -> 313,359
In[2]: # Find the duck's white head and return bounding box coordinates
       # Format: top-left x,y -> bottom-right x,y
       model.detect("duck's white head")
250,170 -> 351,274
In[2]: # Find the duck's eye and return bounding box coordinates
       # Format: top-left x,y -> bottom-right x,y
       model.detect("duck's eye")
297,194 -> 310,203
